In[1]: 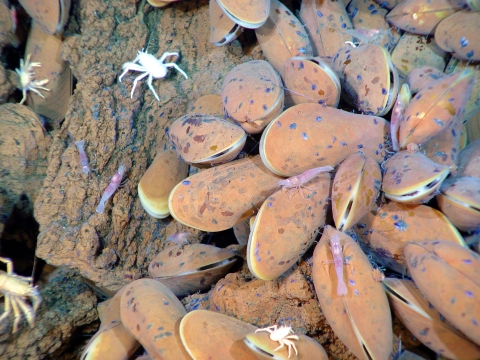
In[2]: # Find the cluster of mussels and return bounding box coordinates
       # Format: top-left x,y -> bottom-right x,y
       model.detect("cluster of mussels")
82,0 -> 480,359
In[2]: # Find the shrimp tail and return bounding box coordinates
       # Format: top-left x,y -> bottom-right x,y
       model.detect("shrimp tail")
337,279 -> 348,296
96,165 -> 125,214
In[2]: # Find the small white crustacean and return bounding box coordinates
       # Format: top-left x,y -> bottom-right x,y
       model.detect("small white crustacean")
0,257 -> 42,333
119,49 -> 188,101
15,53 -> 50,105
255,325 -> 299,358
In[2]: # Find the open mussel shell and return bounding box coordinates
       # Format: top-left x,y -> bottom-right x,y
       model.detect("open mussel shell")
168,114 -> 247,166
386,0 -> 460,35
19,0 -> 70,34
434,11 -> 480,61
221,60 -> 284,134
332,154 -> 381,231
436,176 -> 480,232
331,44 -> 399,116
312,225 -> 392,360
247,173 -> 331,281
390,33 -> 447,80
244,331 -> 328,360
281,57 -> 340,107
255,0 -> 313,74
25,22 -> 72,128
353,201 -> 465,274
179,310 -> 262,359
299,0 -> 353,57
138,149 -> 189,219
405,241 -> 480,346
80,286 -> 140,360
457,138 -> 480,178
260,103 -> 390,177
216,0 -> 270,29
168,155 -> 281,232
209,0 -> 242,46
384,278 -> 480,359
148,244 -> 237,297
399,70 -> 474,149
382,151 -> 450,204
119,279 -> 190,359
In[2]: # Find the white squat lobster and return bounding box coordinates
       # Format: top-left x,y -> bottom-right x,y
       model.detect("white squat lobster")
255,325 -> 299,358
15,53 -> 50,105
119,49 -> 188,101
0,257 -> 42,333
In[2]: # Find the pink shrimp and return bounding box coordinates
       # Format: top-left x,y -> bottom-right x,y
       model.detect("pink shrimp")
329,233 -> 348,296
278,165 -> 333,198
165,232 -> 190,246
96,165 -> 125,214
74,140 -> 90,175
390,83 -> 411,151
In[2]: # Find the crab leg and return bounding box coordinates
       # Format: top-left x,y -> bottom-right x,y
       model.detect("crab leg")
15,296 -> 35,327
146,73 -> 160,101
165,63 -> 188,79
0,295 -> 11,323
132,72 -> 149,99
11,296 -> 22,333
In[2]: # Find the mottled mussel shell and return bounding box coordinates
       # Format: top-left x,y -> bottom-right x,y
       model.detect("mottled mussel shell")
260,103 -> 390,177
209,0 -> 242,46
19,0 -> 70,34
168,155 -> 281,232
399,70 -> 474,149
436,177 -> 480,232
120,279 -> 190,359
382,151 -> 450,204
216,0 -> 270,29
332,154 -> 381,231
384,278 -> 480,359
138,149 -> 189,219
435,11 -> 480,61
312,226 -> 392,360
353,201 -> 465,274
386,0 -> 461,35
331,44 -> 399,116
281,57 -> 340,107
405,241 -> 480,346
180,310 -> 261,360
245,331 -> 328,360
406,66 -> 445,94
255,0 -> 313,73
299,0 -> 353,57
221,60 -> 284,134
148,244 -> 237,297
168,114 -> 247,166
247,173 -> 331,280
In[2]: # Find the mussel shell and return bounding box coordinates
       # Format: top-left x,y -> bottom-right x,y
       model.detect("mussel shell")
221,60 -> 284,134
216,0 -> 270,29
457,138 -> 480,178
312,225 -> 392,360
180,310 -> 261,359
331,44 -> 399,116
382,151 -> 450,204
353,201 -> 465,274
386,0 -> 460,35
168,114 -> 247,166
209,0 -> 243,46
280,57 -> 340,107
25,22 -> 72,128
168,155 -> 281,232
148,244 -> 237,297
399,69 -> 474,149
405,241 -> 480,346
260,103 -> 390,176
435,11 -> 480,61
437,176 -> 480,232
247,173 -> 331,280
233,218 -> 250,246
119,279 -> 190,359
299,0 -> 353,57
19,0 -> 70,34
255,0 -> 313,74
405,66 -> 445,94
138,149 -> 189,219
332,154 -> 381,231
384,278 -> 480,359
245,331 -> 328,360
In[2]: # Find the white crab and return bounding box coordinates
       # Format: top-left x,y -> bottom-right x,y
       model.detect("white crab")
15,53 -> 50,105
255,325 -> 299,358
0,257 -> 42,333
118,49 -> 188,101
